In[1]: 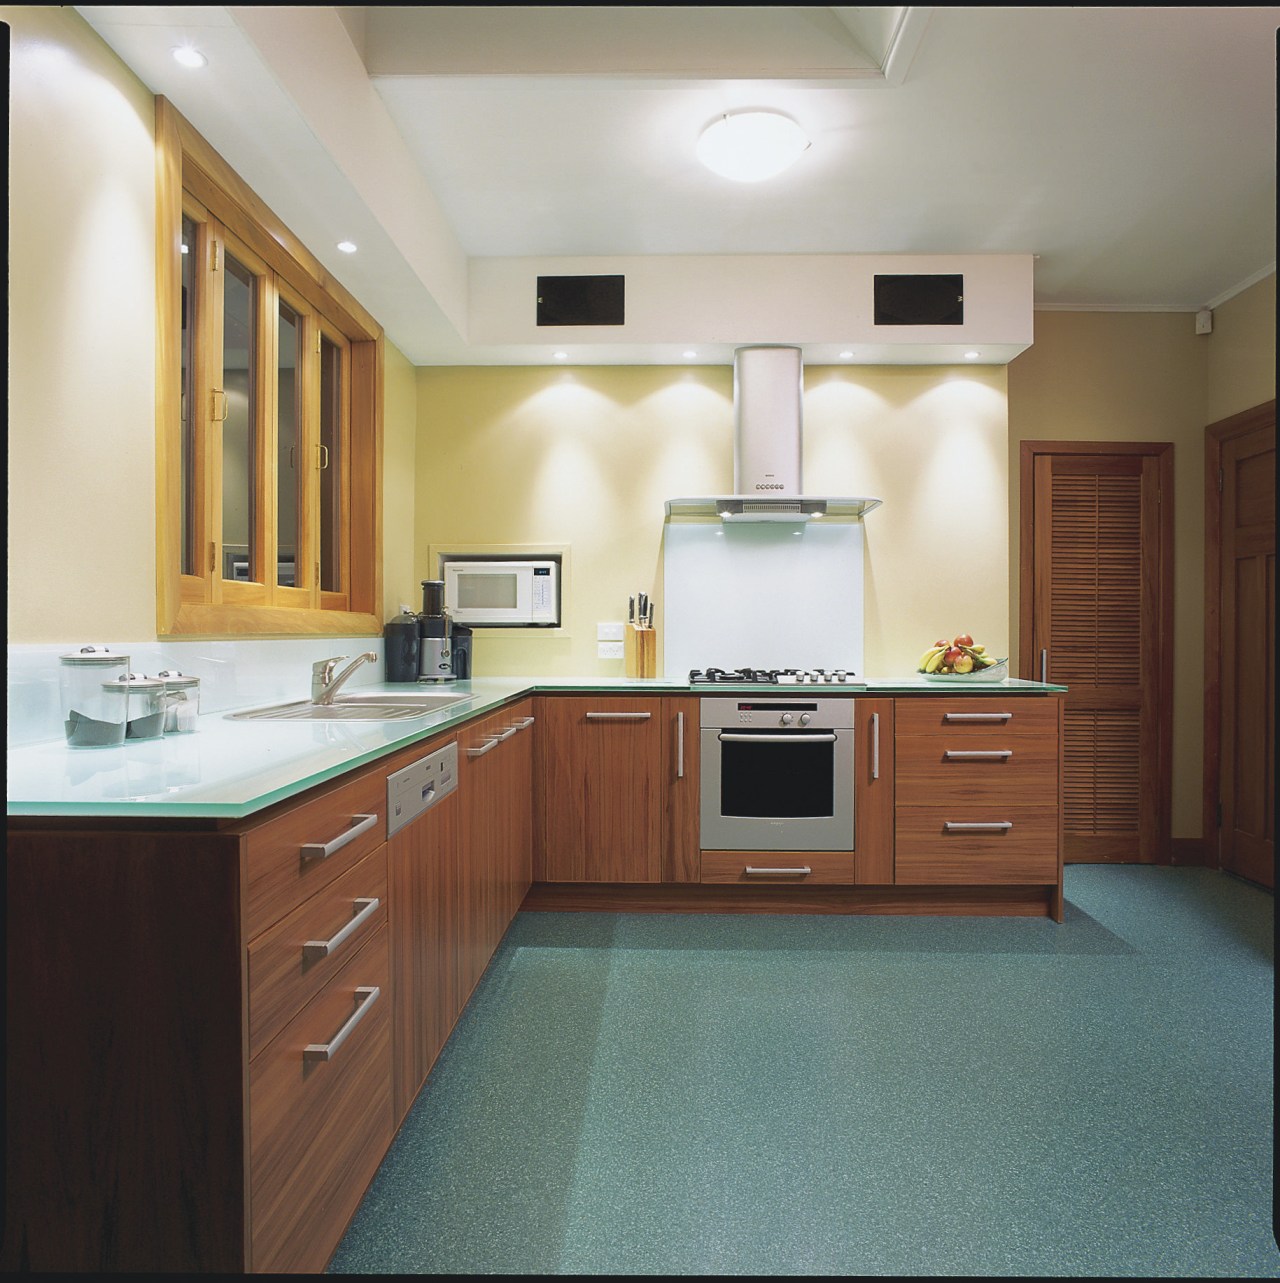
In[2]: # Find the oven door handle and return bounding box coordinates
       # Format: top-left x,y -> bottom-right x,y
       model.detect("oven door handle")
717,732 -> 838,743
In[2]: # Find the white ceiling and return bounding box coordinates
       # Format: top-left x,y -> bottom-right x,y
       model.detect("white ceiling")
76,5 -> 1278,365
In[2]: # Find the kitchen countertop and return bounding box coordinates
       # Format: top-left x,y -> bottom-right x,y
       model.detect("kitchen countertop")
7,675 -> 1065,821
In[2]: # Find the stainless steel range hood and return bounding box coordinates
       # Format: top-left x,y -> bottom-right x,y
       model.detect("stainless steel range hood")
665,345 -> 882,523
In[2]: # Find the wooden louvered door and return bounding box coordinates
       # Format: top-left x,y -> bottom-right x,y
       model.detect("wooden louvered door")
1022,444 -> 1173,863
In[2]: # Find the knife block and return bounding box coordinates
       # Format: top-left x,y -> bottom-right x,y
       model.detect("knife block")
624,624 -> 656,678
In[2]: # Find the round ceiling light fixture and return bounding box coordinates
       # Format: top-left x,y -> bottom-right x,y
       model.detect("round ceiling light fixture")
696,111 -> 810,183
172,46 -> 207,69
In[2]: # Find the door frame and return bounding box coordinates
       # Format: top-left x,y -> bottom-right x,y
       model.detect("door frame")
1201,400 -> 1277,868
1018,440 -> 1175,862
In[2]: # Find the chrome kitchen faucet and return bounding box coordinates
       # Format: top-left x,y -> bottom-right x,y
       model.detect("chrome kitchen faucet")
311,652 -> 379,705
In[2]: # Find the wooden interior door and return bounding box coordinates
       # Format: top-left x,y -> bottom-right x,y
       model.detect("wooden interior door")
1021,443 -> 1173,863
1206,403 -> 1276,888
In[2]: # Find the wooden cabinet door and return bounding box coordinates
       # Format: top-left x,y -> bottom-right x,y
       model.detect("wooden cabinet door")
1022,444 -> 1172,862
662,696 -> 700,882
457,708 -> 507,1003
535,696 -> 662,882
854,698 -> 895,884
388,787 -> 459,1125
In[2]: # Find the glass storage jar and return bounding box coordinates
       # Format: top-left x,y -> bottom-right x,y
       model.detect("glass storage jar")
104,674 -> 167,741
59,647 -> 131,748
155,670 -> 201,733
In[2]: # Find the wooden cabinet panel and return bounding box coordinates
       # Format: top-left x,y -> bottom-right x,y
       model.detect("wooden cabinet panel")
894,696 -> 1059,740
249,845 -> 388,1061
895,733 -> 1059,805
895,805 -> 1059,883
249,925 -> 393,1274
535,696 -> 662,882
854,697 -> 895,884
700,849 -> 856,883
663,696 -> 700,882
243,768 -> 385,938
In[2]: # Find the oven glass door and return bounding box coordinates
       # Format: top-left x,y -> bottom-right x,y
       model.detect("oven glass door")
700,728 -> 854,852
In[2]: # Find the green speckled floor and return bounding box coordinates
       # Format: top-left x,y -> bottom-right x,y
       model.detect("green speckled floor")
329,867 -> 1278,1276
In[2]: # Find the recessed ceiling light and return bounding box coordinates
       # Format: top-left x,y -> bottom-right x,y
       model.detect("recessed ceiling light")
172,46 -> 207,69
696,111 -> 809,183
964,351 -> 981,360
683,350 -> 697,359
839,351 -> 854,360
336,240 -> 358,254
553,351 -> 568,361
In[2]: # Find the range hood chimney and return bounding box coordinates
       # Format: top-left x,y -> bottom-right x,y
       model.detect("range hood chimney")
665,345 -> 882,523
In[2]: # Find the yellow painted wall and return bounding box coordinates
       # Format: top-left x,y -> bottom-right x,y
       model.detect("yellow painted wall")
1206,274 -> 1276,424
6,5 -> 157,641
382,339 -> 420,620
415,363 -> 1010,679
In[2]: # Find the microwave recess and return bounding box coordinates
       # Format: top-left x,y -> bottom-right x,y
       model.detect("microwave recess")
442,556 -> 561,627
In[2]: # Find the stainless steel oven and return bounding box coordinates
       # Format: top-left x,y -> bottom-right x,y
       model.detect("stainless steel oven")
700,697 -> 855,852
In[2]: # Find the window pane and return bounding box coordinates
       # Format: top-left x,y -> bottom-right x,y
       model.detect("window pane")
180,215 -> 196,575
319,335 -> 342,592
277,302 -> 300,587
222,253 -> 257,582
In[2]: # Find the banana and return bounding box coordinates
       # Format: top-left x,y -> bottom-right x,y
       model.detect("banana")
922,648 -> 946,673
959,643 -> 996,669
918,645 -> 946,671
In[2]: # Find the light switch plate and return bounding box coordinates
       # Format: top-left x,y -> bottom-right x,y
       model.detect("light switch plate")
598,641 -> 624,659
597,621 -> 624,641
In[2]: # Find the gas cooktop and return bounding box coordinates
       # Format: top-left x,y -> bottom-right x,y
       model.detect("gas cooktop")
688,667 -> 863,686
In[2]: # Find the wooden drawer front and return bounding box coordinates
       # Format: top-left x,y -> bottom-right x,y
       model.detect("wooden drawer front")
249,924 -> 393,1274
244,770 -> 385,939
248,846 -> 388,1061
895,734 -> 1058,806
895,697 -> 1059,741
895,806 -> 1059,884
700,850 -> 855,884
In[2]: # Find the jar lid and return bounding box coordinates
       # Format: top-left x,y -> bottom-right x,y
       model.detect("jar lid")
101,673 -> 165,691
156,669 -> 200,689
60,646 -> 128,666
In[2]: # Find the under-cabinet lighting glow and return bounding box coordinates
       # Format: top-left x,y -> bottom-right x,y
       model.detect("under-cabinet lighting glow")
172,46 -> 207,69
336,241 -> 358,254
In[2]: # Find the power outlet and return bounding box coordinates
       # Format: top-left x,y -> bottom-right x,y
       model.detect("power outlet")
597,621 -> 624,641
598,641 -> 624,660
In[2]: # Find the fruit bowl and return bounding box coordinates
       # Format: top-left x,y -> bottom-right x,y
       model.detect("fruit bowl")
921,658 -> 1009,682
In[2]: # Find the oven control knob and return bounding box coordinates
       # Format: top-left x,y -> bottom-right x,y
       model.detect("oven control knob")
780,713 -> 793,725
799,713 -> 811,726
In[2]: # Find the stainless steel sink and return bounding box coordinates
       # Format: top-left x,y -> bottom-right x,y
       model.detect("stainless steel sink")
226,689 -> 472,722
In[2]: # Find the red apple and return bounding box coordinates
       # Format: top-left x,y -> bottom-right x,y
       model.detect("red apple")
953,633 -> 974,647
934,638 -> 949,648
943,647 -> 963,665
954,653 -> 975,674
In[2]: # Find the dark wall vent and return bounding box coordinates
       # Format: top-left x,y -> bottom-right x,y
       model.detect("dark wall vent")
536,275 -> 625,326
873,274 -> 964,326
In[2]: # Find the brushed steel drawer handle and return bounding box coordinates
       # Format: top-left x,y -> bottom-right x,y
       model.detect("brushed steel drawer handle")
303,985 -> 380,1063
718,732 -> 838,744
466,737 -> 499,758
497,726 -> 519,740
744,866 -> 813,876
585,711 -> 652,721
300,813 -> 378,860
944,821 -> 1014,832
871,711 -> 880,780
943,712 -> 1013,722
943,750 -> 1013,759
303,897 -> 380,961
514,716 -> 536,731
677,710 -> 685,778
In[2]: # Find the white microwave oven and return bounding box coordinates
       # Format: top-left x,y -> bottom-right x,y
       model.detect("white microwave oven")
444,559 -> 560,626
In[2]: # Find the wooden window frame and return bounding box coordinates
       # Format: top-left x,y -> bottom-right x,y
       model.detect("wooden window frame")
155,97 -> 383,637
